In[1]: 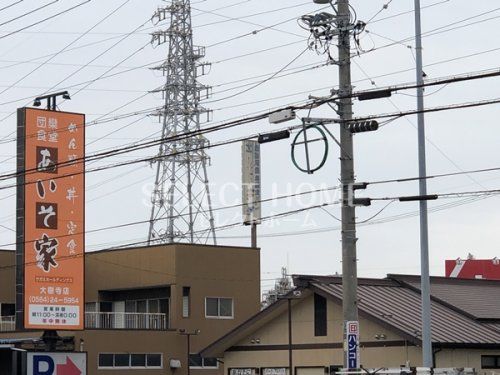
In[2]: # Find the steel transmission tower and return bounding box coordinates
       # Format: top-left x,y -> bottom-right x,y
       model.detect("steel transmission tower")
148,0 -> 216,245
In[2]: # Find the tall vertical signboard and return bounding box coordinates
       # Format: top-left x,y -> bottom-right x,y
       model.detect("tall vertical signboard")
345,321 -> 359,369
241,140 -> 261,224
17,108 -> 85,331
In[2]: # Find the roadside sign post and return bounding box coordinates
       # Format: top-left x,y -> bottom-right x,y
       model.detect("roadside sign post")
16,107 -> 86,349
241,140 -> 262,248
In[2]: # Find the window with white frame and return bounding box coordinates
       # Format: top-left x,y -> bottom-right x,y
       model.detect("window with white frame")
98,353 -> 162,369
205,297 -> 233,318
189,354 -> 218,369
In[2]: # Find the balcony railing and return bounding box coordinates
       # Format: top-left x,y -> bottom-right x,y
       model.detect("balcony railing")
0,313 -> 168,332
0,316 -> 15,332
85,312 -> 168,330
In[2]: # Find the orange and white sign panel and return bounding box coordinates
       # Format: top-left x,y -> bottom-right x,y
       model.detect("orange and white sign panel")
20,108 -> 85,330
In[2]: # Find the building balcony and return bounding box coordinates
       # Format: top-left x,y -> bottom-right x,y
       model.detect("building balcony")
0,316 -> 14,332
0,313 -> 168,332
84,312 -> 168,330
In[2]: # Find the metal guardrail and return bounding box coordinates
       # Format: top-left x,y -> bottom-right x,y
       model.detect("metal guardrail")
84,312 -> 168,330
0,316 -> 15,332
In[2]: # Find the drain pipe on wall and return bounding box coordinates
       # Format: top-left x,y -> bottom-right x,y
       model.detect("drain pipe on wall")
433,347 -> 443,368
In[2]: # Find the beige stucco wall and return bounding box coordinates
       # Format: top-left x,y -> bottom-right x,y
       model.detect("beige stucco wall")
435,349 -> 500,375
234,294 -> 401,347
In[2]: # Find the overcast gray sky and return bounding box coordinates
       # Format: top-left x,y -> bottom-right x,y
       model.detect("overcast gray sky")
0,0 -> 499,293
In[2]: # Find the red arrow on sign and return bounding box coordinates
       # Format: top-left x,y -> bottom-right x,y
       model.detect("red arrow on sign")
56,357 -> 81,375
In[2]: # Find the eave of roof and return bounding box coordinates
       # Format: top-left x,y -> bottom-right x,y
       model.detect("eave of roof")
389,273 -> 500,287
309,282 -> 421,346
201,274 -> 500,357
389,274 -> 500,320
88,242 -> 257,255
311,280 -> 500,345
200,288 -> 310,358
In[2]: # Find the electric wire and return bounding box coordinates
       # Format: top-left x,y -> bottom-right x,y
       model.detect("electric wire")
363,6 -> 500,57
1,180 -> 500,248
205,46 -> 309,104
3,38 -> 496,111
369,166 -> 500,187
0,0 -> 133,98
351,59 -> 489,191
0,33 -> 147,72
212,40 -> 306,65
192,6 -> 304,42
195,2 -> 315,29
210,62 -> 331,99
105,202 -> 342,251
0,25 -> 151,144
0,0 -> 92,41
368,0 -> 450,25
0,71 -> 500,188
0,0 -> 24,13
98,185 -> 500,249
0,0 -> 60,28
365,0 -> 393,24
0,188 -> 341,250
216,196 -> 492,240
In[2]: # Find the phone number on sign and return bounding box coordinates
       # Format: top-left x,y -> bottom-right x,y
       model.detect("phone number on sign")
29,296 -> 79,304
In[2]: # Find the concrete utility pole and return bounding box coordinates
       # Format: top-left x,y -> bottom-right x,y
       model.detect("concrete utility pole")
337,0 -> 359,368
414,0 -> 433,367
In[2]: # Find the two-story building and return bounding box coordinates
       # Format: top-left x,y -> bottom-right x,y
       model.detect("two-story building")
0,243 -> 261,375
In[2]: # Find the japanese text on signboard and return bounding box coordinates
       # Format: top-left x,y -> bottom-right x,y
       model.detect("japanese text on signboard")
346,321 -> 359,369
241,140 -> 261,224
19,108 -> 85,331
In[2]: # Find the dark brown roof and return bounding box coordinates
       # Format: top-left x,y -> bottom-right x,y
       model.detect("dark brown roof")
484,322 -> 500,333
201,274 -> 500,357
389,274 -> 500,320
311,278 -> 500,345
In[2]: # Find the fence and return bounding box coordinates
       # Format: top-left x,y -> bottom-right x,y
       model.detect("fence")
0,316 -> 15,332
84,312 -> 168,330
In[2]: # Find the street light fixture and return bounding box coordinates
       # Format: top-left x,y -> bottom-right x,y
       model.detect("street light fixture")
32,91 -> 71,111
278,291 -> 302,375
179,329 -> 200,375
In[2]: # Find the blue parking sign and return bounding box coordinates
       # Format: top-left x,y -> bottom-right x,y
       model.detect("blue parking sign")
27,352 -> 86,375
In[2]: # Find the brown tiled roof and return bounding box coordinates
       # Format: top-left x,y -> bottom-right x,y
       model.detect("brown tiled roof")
389,274 -> 500,320
201,274 -> 500,357
303,276 -> 500,345
483,322 -> 500,333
